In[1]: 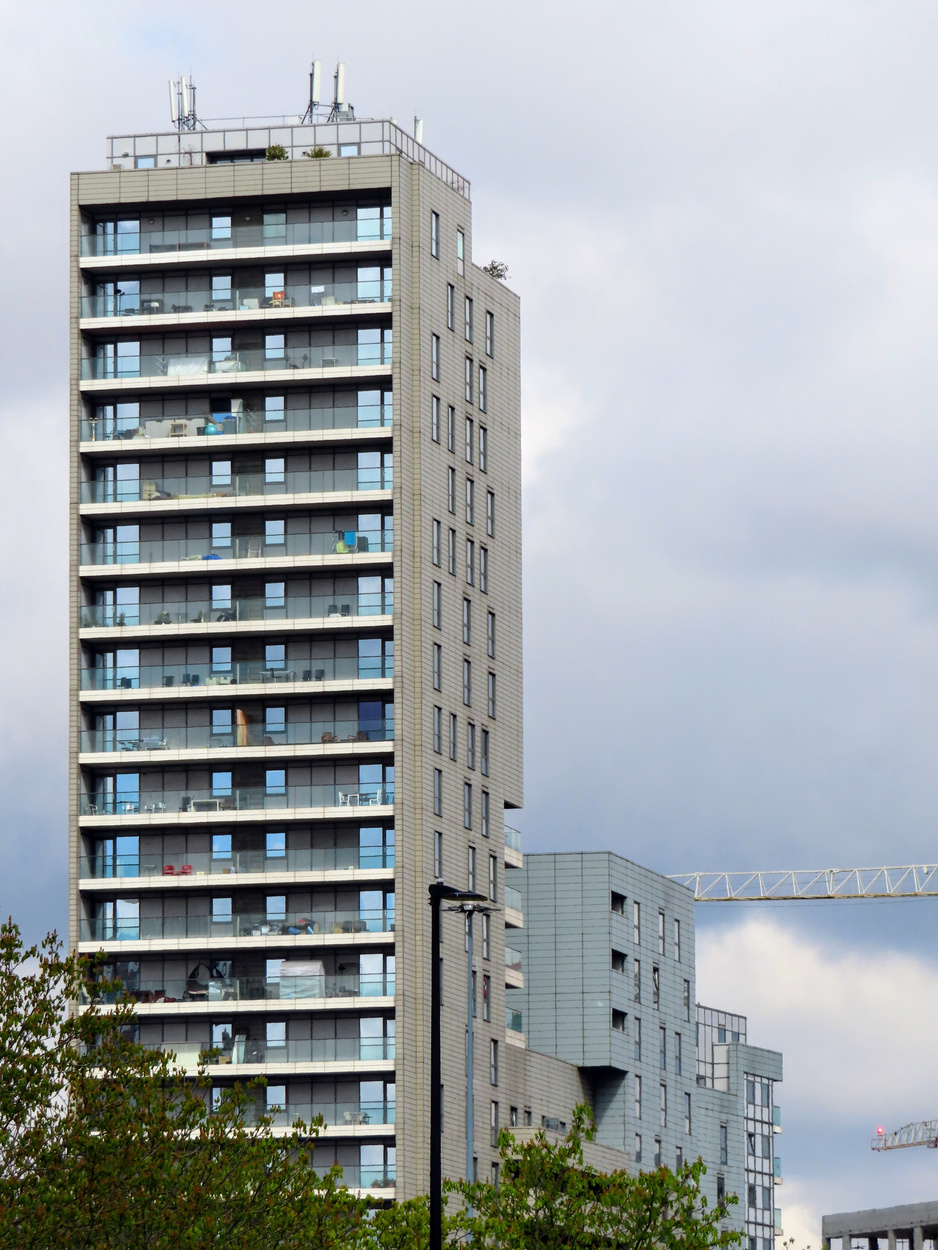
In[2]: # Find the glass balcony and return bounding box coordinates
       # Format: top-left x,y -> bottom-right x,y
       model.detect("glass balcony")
151,1036 -> 394,1066
81,717 -> 393,753
81,589 -> 392,628
313,1163 -> 395,1189
81,655 -> 393,691
84,971 -> 394,1005
81,465 -> 392,504
505,1007 -> 523,1033
504,885 -> 523,911
504,826 -> 522,853
81,844 -> 394,878
504,946 -> 522,973
81,342 -> 392,380
82,279 -> 391,319
81,528 -> 391,566
258,1100 -> 395,1128
81,216 -> 392,257
81,399 -> 392,442
81,907 -> 395,942
80,782 -> 395,817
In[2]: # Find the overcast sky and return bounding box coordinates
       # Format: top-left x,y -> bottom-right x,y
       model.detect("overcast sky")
5,1 -> 938,1239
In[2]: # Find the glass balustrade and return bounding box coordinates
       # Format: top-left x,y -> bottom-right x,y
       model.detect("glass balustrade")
81,590 -> 392,628
504,826 -> 522,853
82,342 -> 392,380
504,946 -> 522,973
149,1036 -> 394,1065
83,972 -> 394,1005
81,217 -> 392,256
81,528 -> 391,566
314,1164 -> 395,1189
252,1100 -> 395,1128
81,718 -> 393,753
82,466 -> 392,503
505,1006 -> 523,1033
81,655 -> 393,690
82,280 -> 391,319
81,907 -> 394,942
504,885 -> 523,911
81,782 -> 395,816
81,844 -> 394,878
82,402 -> 392,442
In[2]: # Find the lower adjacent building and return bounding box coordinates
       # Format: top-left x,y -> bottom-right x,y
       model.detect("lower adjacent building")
823,1202 -> 938,1250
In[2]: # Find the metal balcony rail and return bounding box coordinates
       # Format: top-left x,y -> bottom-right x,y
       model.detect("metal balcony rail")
81,528 -> 391,566
81,783 -> 395,817
83,972 -> 394,1005
150,1036 -> 394,1066
81,400 -> 392,442
82,279 -> 391,319
81,845 -> 394,878
504,825 -> 522,852
82,907 -> 395,942
82,465 -> 392,503
81,717 -> 393,753
81,655 -> 393,691
82,342 -> 392,380
81,590 -> 392,628
81,217 -> 392,257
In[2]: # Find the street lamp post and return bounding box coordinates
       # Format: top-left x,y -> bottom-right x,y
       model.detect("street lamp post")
428,882 -> 486,1250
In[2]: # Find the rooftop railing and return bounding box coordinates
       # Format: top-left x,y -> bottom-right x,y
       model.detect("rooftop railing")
82,907 -> 394,942
82,279 -> 390,319
81,590 -> 392,629
81,844 -> 394,879
81,401 -> 391,443
81,342 -> 392,381
81,717 -> 393,754
81,528 -> 391,566
82,465 -> 391,504
81,782 -> 394,817
81,217 -> 392,257
81,654 -> 393,691
84,971 -> 394,1005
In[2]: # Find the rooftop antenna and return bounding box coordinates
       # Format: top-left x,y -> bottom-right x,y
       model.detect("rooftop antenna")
301,59 -> 322,124
169,74 -> 199,132
327,61 -> 354,122
414,117 -> 423,145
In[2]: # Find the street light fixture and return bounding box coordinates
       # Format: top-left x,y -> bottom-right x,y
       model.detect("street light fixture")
428,881 -> 486,1250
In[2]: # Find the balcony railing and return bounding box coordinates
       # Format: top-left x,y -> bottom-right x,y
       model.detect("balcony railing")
81,783 -> 395,817
81,218 -> 392,257
85,972 -> 394,1005
504,826 -> 522,853
81,528 -> 391,566
81,718 -> 393,753
81,401 -> 392,442
504,946 -> 522,973
81,844 -> 394,879
504,885 -> 523,912
314,1163 -> 395,1189
505,1007 -> 523,1033
152,1036 -> 394,1066
82,907 -> 394,942
82,280 -> 391,319
258,1100 -> 395,1129
82,655 -> 393,691
82,465 -> 392,504
82,343 -> 392,381
81,590 -> 392,629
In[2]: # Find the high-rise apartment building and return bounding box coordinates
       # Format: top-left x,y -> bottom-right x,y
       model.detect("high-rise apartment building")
70,112 -> 521,1198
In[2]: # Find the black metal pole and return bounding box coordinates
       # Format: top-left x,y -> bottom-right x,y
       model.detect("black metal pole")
430,886 -> 443,1250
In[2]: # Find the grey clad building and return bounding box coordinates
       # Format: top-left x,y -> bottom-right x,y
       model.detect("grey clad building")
69,89 -> 782,1235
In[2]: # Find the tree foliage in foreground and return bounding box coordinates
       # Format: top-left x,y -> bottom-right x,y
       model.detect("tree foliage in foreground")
0,920 -> 742,1248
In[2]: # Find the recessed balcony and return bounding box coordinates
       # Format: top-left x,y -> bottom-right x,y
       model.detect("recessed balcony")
80,339 -> 392,383
81,842 -> 394,881
81,527 -> 392,567
150,1034 -> 394,1069
80,214 -> 392,258
85,968 -> 395,1006
81,716 -> 393,755
251,1099 -> 395,1129
80,781 -> 395,819
81,905 -> 395,943
81,588 -> 392,631
81,276 -> 391,322
80,654 -> 393,693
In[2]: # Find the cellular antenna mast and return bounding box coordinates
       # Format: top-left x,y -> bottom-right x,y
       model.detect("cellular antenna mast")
168,75 -> 199,132
327,61 -> 354,122
300,59 -> 323,124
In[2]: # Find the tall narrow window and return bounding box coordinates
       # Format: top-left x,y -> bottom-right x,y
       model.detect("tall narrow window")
447,467 -> 456,514
432,520 -> 441,566
486,490 -> 495,537
430,211 -> 440,258
446,284 -> 455,330
659,1083 -> 667,1128
433,706 -> 442,753
466,478 -> 475,525
487,672 -> 496,718
479,365 -> 488,412
467,721 -> 476,769
490,1103 -> 499,1150
432,643 -> 442,691
482,972 -> 491,1020
463,659 -> 472,706
487,611 -> 496,658
485,310 -> 494,356
433,769 -> 442,816
634,1075 -> 642,1120
633,959 -> 641,1003
447,405 -> 456,453
463,598 -> 472,645
720,1123 -> 728,1164
488,854 -> 497,902
431,395 -> 441,442
465,357 -> 473,403
673,918 -> 681,962
465,416 -> 474,463
684,1091 -> 692,1134
449,713 -> 457,761
659,1025 -> 667,1070
465,296 -> 473,342
431,334 -> 440,381
633,901 -> 641,945
468,845 -> 476,891
434,830 -> 442,877
652,965 -> 660,1009
634,1016 -> 642,1061
432,580 -> 442,627
464,782 -> 472,830
479,546 -> 489,593
481,787 -> 489,834
658,911 -> 665,955
482,912 -> 490,959
674,1032 -> 682,1076
683,980 -> 691,1022
466,539 -> 475,585
448,528 -> 457,576
457,229 -> 465,276
481,730 -> 490,777
479,426 -> 488,472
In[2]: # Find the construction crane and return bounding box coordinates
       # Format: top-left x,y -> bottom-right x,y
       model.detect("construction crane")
668,863 -> 938,1151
